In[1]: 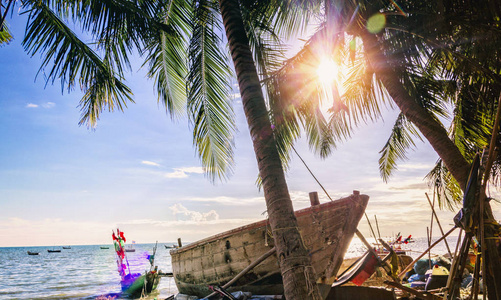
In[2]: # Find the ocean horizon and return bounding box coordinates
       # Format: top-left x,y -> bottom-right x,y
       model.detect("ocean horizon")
0,235 -> 461,299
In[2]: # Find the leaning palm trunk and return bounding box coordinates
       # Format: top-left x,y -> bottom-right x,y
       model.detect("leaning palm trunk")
361,30 -> 501,299
217,0 -> 322,299
360,31 -> 471,191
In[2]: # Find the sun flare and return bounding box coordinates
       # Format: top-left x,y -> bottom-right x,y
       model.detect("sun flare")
316,57 -> 339,84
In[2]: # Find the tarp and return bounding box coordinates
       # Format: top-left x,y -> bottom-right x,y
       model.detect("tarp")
332,251 -> 380,287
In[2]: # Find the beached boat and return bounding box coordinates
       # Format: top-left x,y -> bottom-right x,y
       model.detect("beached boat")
170,191 -> 369,297
27,251 -> 39,255
113,230 -> 161,297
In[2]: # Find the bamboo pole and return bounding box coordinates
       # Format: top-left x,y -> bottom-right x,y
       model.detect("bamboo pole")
365,213 -> 379,248
425,193 -> 453,257
469,251 -> 481,300
355,229 -> 397,281
427,227 -> 432,269
374,215 -> 382,240
443,229 -> 463,300
448,233 -> 473,300
398,227 -> 456,278
477,94 -> 501,300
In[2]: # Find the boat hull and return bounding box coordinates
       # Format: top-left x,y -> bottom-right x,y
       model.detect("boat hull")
170,192 -> 369,297
121,271 -> 161,296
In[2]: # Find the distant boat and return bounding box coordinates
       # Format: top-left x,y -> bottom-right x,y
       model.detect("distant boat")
164,244 -> 179,249
27,251 -> 39,255
62,246 -> 71,249
47,249 -> 61,253
170,191 -> 369,298
125,241 -> 136,252
100,246 -> 110,249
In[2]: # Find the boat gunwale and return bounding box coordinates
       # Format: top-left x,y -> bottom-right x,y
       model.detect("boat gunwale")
170,194 -> 368,255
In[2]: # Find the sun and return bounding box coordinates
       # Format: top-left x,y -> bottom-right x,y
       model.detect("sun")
316,57 -> 339,85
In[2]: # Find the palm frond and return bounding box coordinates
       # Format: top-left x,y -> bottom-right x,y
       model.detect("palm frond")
241,3 -> 287,78
265,74 -> 301,170
378,113 -> 421,181
303,105 -> 335,158
144,0 -> 192,118
22,2 -> 133,127
425,160 -> 462,210
0,22 -> 12,44
187,0 -> 235,181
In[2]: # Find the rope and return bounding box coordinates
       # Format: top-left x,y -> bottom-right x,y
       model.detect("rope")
292,145 -> 334,201
280,264 -> 317,297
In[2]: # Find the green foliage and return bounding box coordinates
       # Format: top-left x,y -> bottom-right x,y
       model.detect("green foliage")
187,0 -> 235,181
379,113 -> 421,182
22,1 -> 134,126
0,22 -> 13,45
144,0 -> 192,118
13,0 -> 239,181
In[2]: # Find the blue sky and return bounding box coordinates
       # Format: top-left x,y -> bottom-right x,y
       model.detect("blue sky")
1,14 -> 497,247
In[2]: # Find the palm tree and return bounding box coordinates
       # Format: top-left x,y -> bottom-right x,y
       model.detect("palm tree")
217,1 -> 322,298
4,0 -> 323,298
272,0 -> 501,297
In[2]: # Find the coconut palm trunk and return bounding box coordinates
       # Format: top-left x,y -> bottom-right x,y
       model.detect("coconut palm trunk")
360,31 -> 471,190
217,0 -> 322,299
361,30 -> 501,300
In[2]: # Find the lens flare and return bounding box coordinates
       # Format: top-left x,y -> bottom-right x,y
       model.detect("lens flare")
316,58 -> 338,84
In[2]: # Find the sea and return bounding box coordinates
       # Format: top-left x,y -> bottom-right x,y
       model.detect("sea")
0,235 -> 462,300
0,243 -> 179,300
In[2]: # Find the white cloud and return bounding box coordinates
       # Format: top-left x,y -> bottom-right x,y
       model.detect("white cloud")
177,167 -> 204,174
398,163 -> 435,171
164,169 -> 189,178
169,203 -> 219,222
116,217 -> 261,243
26,103 -> 38,108
142,160 -> 161,167
164,167 -> 204,178
42,102 -> 55,108
186,195 -> 263,205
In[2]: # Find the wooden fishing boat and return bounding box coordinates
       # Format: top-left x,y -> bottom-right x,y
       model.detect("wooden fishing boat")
170,191 -> 369,297
62,246 -> 71,249
121,270 -> 161,296
47,249 -> 61,253
27,251 -> 39,255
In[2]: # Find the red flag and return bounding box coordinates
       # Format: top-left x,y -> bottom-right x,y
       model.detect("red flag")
119,231 -> 126,243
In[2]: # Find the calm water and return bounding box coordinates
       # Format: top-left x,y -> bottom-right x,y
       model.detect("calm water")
0,244 -> 178,300
345,235 -> 462,260
0,236 -> 461,299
